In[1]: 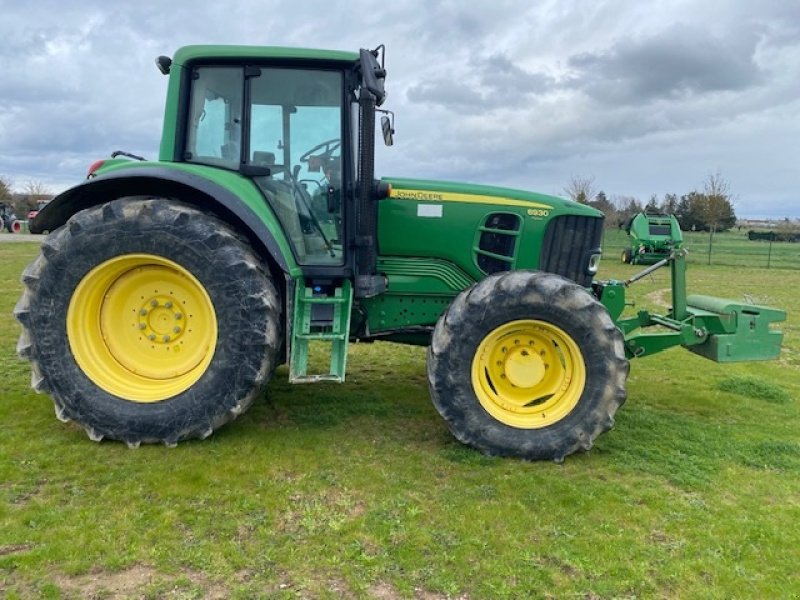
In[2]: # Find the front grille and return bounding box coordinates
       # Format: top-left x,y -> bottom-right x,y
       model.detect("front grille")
540,215 -> 604,286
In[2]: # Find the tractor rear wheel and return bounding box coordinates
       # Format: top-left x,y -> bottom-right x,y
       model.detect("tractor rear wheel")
14,198 -> 281,446
427,271 -> 628,461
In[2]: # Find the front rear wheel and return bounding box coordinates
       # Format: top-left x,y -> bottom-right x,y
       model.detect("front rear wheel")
427,271 -> 628,461
15,198 -> 281,446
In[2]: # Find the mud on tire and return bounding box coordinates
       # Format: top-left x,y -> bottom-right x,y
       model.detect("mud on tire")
14,198 -> 281,446
427,270 -> 628,461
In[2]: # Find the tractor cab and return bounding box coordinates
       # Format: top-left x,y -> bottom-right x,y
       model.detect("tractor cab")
184,64 -> 345,265
163,45 -> 389,291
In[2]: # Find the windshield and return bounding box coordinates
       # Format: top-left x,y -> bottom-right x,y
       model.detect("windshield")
185,66 -> 345,266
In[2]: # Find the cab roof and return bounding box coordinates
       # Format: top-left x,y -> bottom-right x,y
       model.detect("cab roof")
172,45 -> 360,66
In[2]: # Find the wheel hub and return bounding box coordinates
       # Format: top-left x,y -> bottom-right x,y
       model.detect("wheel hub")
504,346 -> 547,388
471,320 -> 586,429
68,254 -> 217,402
137,296 -> 185,344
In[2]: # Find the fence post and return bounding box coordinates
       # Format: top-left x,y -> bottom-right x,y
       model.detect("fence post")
767,238 -> 772,269
707,229 -> 713,266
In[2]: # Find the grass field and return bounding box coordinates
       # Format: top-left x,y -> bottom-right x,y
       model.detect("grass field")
1,237 -> 799,599
603,228 -> 800,271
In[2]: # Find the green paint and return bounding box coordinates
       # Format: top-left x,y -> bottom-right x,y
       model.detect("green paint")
377,257 -> 474,294
173,45 -> 360,65
290,279 -> 353,382
379,177 -> 600,279
623,212 -> 684,265
685,296 -> 786,362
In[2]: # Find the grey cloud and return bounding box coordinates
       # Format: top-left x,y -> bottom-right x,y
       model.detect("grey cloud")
406,52 -> 555,111
406,81 -> 488,109
568,24 -> 766,104
477,53 -> 555,95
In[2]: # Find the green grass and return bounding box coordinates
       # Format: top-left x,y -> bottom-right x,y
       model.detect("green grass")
1,240 -> 799,599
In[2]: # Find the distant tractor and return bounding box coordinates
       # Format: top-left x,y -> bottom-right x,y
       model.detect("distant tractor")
16,45 -> 786,461
1,203 -> 21,233
621,212 -> 683,265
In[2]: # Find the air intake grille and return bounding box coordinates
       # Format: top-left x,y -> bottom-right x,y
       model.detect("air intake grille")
475,213 -> 521,275
540,215 -> 604,286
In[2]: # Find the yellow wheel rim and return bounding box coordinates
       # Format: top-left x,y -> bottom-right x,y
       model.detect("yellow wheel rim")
471,319 -> 586,429
67,254 -> 218,402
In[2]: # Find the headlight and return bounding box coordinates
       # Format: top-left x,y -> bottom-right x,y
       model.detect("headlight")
587,253 -> 602,275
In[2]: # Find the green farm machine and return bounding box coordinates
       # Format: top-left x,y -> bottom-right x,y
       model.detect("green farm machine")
621,212 -> 683,265
16,46 -> 786,461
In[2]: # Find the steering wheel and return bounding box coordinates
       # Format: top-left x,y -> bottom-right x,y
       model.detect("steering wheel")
299,138 -> 341,163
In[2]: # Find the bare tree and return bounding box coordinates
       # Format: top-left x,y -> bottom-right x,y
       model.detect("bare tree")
0,175 -> 12,204
563,175 -> 597,204
701,171 -> 737,264
24,179 -> 51,199
612,195 -> 643,229
16,179 -> 53,213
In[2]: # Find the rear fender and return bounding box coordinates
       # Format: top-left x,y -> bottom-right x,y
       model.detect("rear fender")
31,166 -> 293,274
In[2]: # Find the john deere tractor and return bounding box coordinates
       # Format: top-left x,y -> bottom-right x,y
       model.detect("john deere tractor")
16,45 -> 786,461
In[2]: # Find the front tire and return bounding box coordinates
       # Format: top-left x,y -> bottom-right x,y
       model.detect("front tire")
427,271 -> 628,461
15,198 -> 281,445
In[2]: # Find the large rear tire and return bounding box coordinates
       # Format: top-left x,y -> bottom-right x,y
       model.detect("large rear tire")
427,271 -> 628,461
14,198 -> 281,446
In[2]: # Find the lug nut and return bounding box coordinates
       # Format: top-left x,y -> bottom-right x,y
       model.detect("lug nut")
150,299 -> 158,307
138,323 -> 146,330
175,313 -> 183,320
173,326 -> 181,334
163,335 -> 171,342
148,334 -> 156,341
165,301 -> 173,308
139,309 -> 148,316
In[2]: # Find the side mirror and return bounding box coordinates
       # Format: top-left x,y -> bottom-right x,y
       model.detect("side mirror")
155,55 -> 172,75
381,115 -> 394,146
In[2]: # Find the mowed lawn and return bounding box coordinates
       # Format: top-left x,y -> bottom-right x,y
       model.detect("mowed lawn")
1,237 -> 799,599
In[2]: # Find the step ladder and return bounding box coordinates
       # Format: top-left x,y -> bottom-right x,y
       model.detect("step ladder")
289,279 -> 353,383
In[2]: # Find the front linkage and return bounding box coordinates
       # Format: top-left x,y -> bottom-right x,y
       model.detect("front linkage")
596,250 -> 786,362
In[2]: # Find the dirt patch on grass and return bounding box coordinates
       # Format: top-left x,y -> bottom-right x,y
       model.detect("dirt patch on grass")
53,565 -> 231,599
0,543 -> 33,556
368,581 -> 469,599
644,288 -> 672,309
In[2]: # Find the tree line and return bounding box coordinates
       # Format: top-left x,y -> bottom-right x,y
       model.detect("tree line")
564,173 -> 737,232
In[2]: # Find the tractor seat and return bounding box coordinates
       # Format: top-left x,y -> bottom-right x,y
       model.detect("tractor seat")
252,151 -> 276,166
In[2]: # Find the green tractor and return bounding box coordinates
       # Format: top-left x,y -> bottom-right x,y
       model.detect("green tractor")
16,45 -> 786,461
621,211 -> 683,265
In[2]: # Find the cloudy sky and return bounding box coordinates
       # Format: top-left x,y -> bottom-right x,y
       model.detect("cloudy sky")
0,0 -> 797,218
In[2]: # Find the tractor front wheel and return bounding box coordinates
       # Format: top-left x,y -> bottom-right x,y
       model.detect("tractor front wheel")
15,199 -> 281,446
427,271 -> 628,461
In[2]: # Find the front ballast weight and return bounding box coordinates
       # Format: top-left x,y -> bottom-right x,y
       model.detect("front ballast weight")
597,249 -> 786,362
